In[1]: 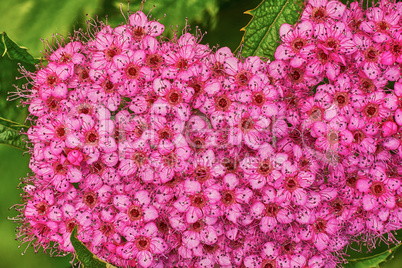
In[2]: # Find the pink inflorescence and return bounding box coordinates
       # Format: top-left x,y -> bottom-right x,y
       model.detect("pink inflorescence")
14,0 -> 402,267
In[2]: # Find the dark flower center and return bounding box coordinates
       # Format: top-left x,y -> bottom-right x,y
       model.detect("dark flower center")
353,130 -> 365,144
291,38 -> 306,52
359,78 -> 375,94
261,260 -> 276,268
318,50 -> 328,62
376,21 -> 389,32
105,46 -> 121,60
146,54 -> 163,69
35,202 -> 49,215
331,199 -> 344,215
176,58 -> 188,70
191,194 -> 207,208
222,157 -> 238,173
46,97 -> 60,111
221,190 -> 236,206
215,95 -> 231,111
327,131 -> 338,144
257,160 -> 272,176
236,71 -> 250,87
163,152 -> 178,167
203,243 -> 218,253
392,42 -> 402,55
90,161 -> 105,175
47,74 -> 57,86
282,241 -> 295,255
346,174 -> 357,188
85,130 -> 99,144
309,106 -> 323,122
126,64 -> 140,80
128,205 -> 142,221
103,80 -> 115,94
285,177 -> 298,191
158,127 -> 173,140
396,195 -> 402,208
240,117 -> 255,133
190,220 -> 205,232
191,138 -> 205,152
132,26 -> 146,40
312,7 -> 327,22
157,220 -> 169,233
136,236 -> 150,250
265,203 -> 279,217
326,38 -> 339,50
167,90 -> 182,106
194,166 -> 210,182
65,219 -> 77,233
83,191 -> 97,208
364,103 -> 379,118
132,152 -> 147,166
76,66 -> 89,81
60,52 -> 72,63
55,126 -> 66,138
213,62 -> 225,77
364,47 -> 379,62
334,92 -> 349,108
314,218 -> 327,233
288,68 -> 303,83
370,181 -> 385,197
252,92 -> 266,106
78,104 -> 91,114
100,222 -> 114,237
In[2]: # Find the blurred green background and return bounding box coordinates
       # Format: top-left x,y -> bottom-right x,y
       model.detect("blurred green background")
1,0 -> 402,267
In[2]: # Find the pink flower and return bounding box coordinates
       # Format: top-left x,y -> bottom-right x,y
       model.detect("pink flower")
36,62 -> 72,99
218,174 -> 253,223
360,6 -> 400,43
173,180 -> 221,223
301,0 -> 346,25
312,116 -> 353,154
117,222 -> 167,267
353,34 -> 384,79
90,25 -> 130,70
275,21 -> 315,67
127,11 -> 165,42
117,139 -> 151,177
227,106 -> 271,149
250,187 -> 294,233
65,113 -> 116,164
274,162 -> 315,206
356,165 -> 400,211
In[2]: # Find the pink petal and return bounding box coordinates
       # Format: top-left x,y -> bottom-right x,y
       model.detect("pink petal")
362,194 -> 378,211
137,250 -> 154,268
186,206 -> 202,223
182,231 -> 200,249
150,237 -> 167,254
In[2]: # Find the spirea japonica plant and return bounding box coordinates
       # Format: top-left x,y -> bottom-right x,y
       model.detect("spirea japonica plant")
10,0 -> 402,267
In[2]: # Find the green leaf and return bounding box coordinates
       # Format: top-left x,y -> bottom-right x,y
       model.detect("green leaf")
0,117 -> 27,151
239,0 -> 304,60
0,0 -> 103,58
343,243 -> 402,268
0,32 -> 33,151
115,0 -> 220,37
0,32 -> 35,126
2,32 -> 39,66
70,226 -> 117,268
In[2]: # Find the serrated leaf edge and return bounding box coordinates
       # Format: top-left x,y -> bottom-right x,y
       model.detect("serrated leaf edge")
236,0 -> 304,58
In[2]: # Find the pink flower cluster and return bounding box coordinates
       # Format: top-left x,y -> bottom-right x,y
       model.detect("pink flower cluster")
15,0 -> 402,267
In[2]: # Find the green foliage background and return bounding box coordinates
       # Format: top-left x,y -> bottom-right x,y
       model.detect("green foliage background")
1,0 -> 402,267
